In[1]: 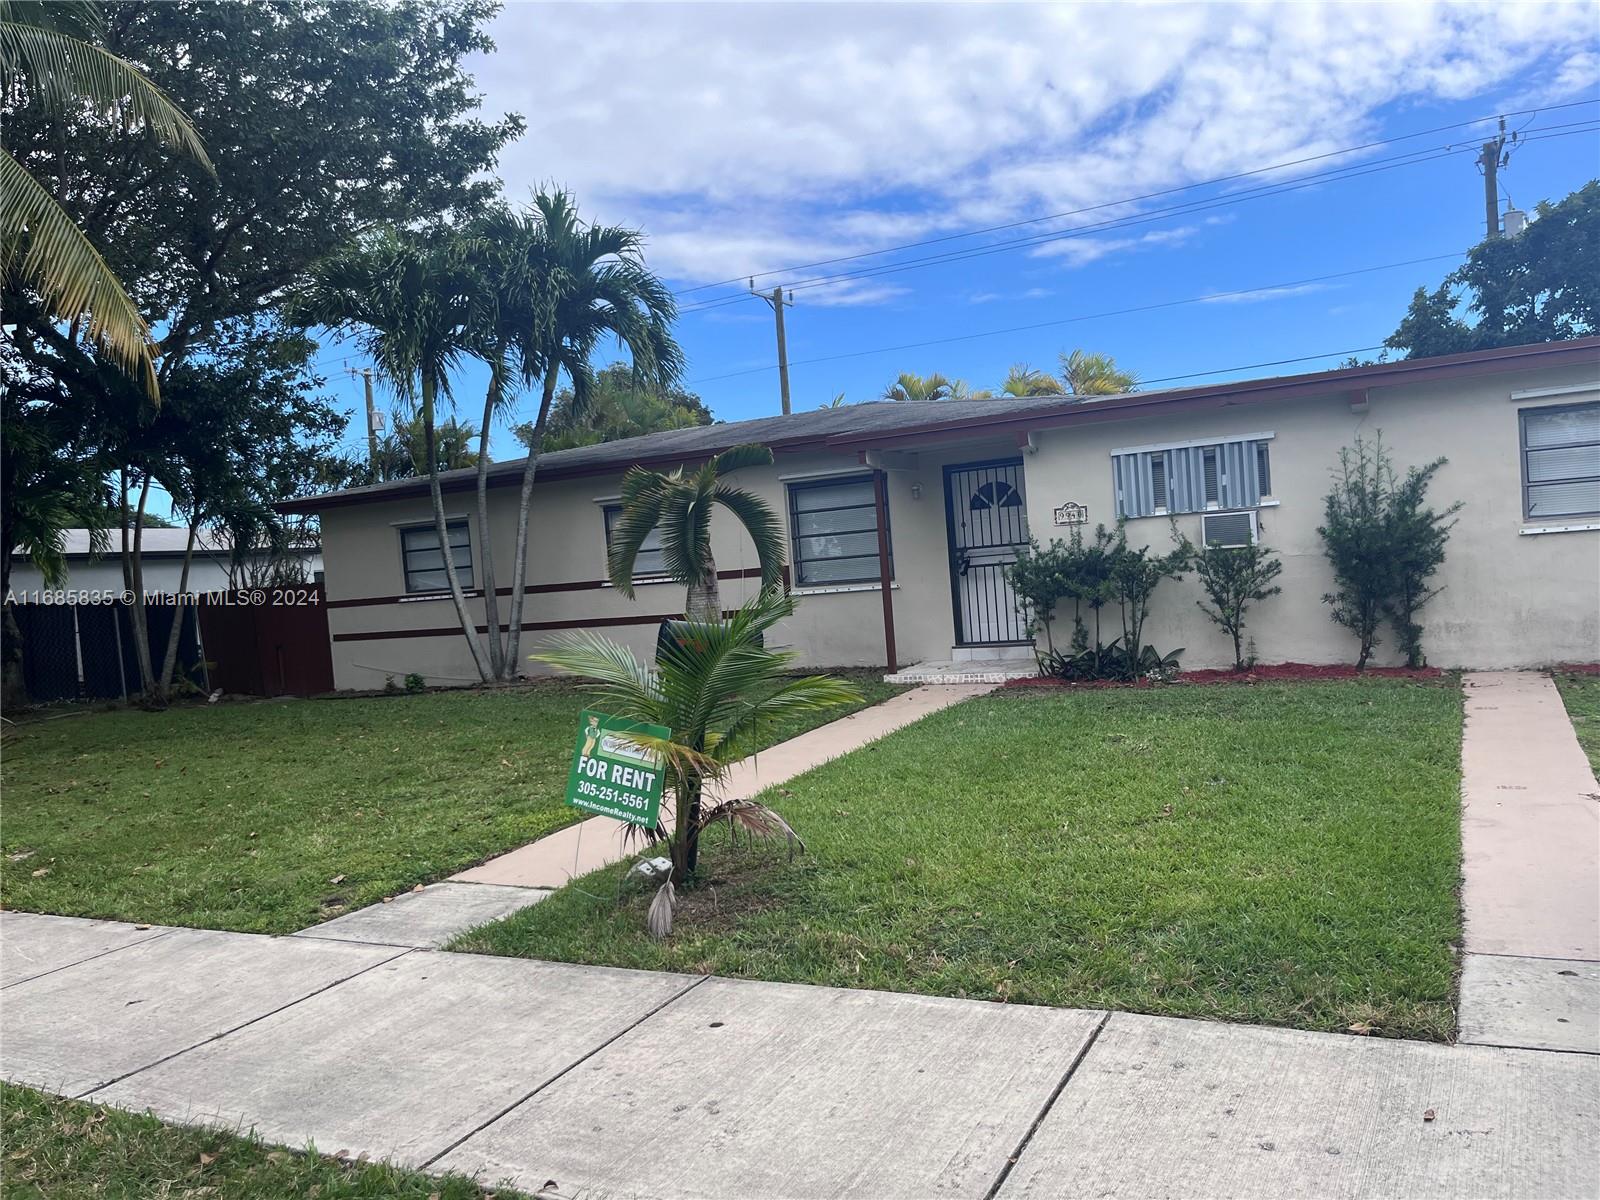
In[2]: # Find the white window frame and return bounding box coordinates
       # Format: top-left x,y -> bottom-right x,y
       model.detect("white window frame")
1518,399 -> 1600,526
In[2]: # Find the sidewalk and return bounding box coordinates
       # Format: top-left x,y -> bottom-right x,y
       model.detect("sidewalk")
1458,671 -> 1600,1055
2,909 -> 1596,1199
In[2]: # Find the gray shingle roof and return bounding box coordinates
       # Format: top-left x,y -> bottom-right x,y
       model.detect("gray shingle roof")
289,394 -> 1091,509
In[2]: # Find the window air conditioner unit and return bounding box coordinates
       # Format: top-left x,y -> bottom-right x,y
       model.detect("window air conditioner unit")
1201,510 -> 1257,548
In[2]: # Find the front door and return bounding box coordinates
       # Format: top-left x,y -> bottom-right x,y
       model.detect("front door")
944,458 -> 1031,645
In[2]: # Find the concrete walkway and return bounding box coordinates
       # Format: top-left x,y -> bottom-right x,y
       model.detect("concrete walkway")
2,910 -> 1596,1199
450,683 -> 992,891
1458,671 -> 1600,1055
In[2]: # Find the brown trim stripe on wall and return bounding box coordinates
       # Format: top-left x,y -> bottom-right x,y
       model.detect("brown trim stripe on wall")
326,566 -> 773,610
332,610 -> 735,643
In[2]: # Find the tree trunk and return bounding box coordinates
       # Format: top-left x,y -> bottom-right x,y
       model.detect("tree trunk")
154,522 -> 200,701
501,371 -> 560,680
422,371 -> 493,682
124,474 -> 158,704
475,367 -> 506,680
685,544 -> 722,623
672,776 -> 704,884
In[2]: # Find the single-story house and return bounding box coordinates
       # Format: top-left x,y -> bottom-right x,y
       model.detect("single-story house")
7,528 -> 324,603
280,338 -> 1600,689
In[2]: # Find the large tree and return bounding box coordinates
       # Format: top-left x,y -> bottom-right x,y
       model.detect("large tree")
298,229 -> 496,680
1386,181 -> 1598,358
2,0 -> 518,700
491,191 -> 683,682
0,0 -> 210,397
535,361 -> 712,451
1059,349 -> 1138,397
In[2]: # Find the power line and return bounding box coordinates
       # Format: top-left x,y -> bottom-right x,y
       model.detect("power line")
1137,346 -> 1388,386
678,120 -> 1598,314
684,249 -> 1469,384
671,98 -> 1600,301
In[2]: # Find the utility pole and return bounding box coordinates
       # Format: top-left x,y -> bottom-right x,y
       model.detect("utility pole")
751,281 -> 794,415
1476,116 -> 1518,240
351,368 -> 379,481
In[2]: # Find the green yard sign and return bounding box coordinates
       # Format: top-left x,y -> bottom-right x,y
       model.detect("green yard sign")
563,709 -> 669,827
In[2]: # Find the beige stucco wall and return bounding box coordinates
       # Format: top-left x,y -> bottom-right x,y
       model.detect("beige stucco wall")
317,442 -> 1021,689
1021,363 -> 1600,670
313,360 -> 1598,687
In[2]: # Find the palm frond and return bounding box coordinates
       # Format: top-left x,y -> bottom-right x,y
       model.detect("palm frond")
656,480 -> 712,589
717,674 -> 863,760
530,629 -> 661,716
0,19 -> 211,170
696,799 -> 806,855
607,470 -> 671,595
712,483 -> 787,589
646,879 -> 677,940
709,443 -> 773,476
0,146 -> 157,397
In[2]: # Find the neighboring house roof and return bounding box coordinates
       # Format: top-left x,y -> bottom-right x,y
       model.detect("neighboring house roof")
14,529 -> 321,562
15,528 -> 231,561
279,337 -> 1600,514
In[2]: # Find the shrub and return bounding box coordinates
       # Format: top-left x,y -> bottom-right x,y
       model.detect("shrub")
1318,436 -> 1460,669
1385,460 -> 1461,668
1106,524 -> 1192,679
404,672 -> 426,693
1016,523 -> 1189,681
1194,542 -> 1284,671
1007,526 -> 1115,655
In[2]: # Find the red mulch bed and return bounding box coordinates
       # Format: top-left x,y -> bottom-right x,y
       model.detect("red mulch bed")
1003,662 -> 1448,690
1556,663 -> 1600,676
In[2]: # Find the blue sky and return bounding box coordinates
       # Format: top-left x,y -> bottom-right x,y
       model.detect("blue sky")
308,1 -> 1600,464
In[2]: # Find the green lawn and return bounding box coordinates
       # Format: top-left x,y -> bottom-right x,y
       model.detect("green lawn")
456,679 -> 1465,1040
0,1084 -> 522,1199
1554,671 -> 1600,775
0,671 -> 900,934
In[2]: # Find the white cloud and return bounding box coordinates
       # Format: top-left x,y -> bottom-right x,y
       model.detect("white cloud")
471,1 -> 1598,295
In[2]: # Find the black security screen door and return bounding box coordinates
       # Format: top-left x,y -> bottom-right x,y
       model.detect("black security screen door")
943,458 -> 1031,645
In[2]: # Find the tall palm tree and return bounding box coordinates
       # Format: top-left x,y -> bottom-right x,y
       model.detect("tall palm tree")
607,444 -> 786,621
297,229 -> 495,680
375,411 -> 480,478
1059,348 -> 1138,397
881,371 -> 956,402
496,190 -> 683,679
0,0 -> 212,398
535,590 -> 860,926
1000,363 -> 1060,397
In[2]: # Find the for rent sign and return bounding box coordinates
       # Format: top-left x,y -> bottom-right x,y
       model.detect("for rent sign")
563,710 -> 668,827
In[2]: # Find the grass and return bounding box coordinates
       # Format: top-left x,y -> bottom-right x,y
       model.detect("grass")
1554,671 -> 1600,775
455,679 -> 1465,1040
0,670 -> 901,934
0,1083 -> 522,1199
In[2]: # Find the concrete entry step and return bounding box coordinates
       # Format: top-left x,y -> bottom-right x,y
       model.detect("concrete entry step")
886,660 -> 1037,684
1459,953 -> 1600,1054
291,881 -> 550,949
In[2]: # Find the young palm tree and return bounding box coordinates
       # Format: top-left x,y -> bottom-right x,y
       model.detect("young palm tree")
297,229 -> 495,680
495,190 -> 683,679
881,371 -> 956,402
1059,348 -> 1139,397
535,590 -> 861,931
607,444 -> 786,621
1,0 -> 212,398
1000,363 -> 1060,397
